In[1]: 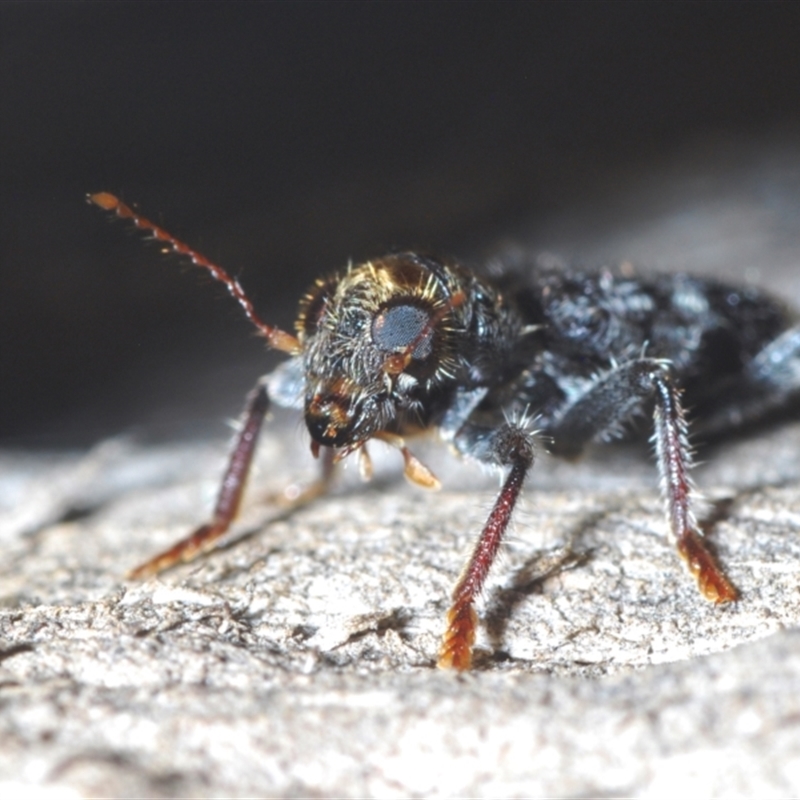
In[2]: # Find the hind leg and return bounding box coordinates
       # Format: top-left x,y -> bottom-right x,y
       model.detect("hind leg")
548,358 -> 737,602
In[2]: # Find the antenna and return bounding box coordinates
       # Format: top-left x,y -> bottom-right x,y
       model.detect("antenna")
88,192 -> 300,355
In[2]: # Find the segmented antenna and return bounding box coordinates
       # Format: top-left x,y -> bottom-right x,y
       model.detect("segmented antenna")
88,192 -> 300,355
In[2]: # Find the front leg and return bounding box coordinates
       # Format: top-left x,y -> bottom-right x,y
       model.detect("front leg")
438,420 -> 535,670
128,378 -> 338,580
128,379 -> 271,578
549,358 -> 737,603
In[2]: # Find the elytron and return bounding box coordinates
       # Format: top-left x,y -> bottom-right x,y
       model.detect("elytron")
90,192 -> 800,670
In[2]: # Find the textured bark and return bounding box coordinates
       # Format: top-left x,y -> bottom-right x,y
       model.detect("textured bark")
3,414 -> 800,797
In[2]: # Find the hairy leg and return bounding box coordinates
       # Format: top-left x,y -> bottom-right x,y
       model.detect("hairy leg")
549,358 -> 736,602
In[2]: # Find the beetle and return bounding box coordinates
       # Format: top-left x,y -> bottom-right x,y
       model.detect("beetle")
90,191 -> 800,670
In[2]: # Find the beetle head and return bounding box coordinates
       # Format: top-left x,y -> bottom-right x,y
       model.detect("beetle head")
296,254 -> 465,449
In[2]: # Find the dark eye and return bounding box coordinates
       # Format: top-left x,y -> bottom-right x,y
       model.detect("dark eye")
371,303 -> 433,359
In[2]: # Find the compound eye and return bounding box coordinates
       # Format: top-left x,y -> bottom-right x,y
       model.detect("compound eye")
371,303 -> 433,359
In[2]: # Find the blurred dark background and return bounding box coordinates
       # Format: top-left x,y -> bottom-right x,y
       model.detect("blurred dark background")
2,1 -> 800,447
